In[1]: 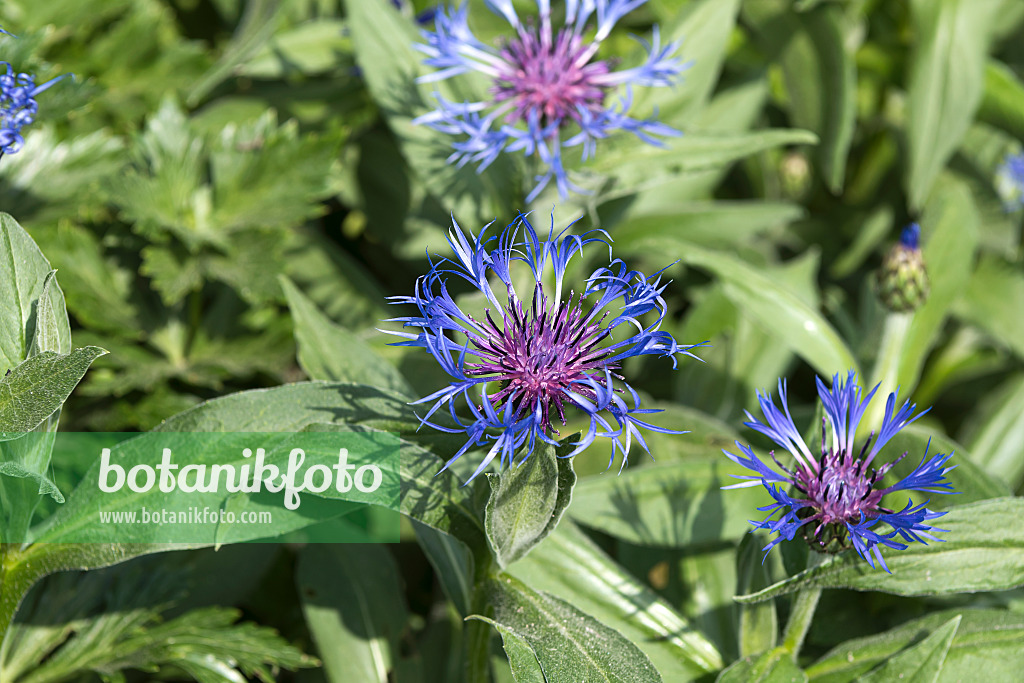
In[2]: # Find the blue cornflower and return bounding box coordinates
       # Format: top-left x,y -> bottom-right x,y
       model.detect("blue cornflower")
0,33 -> 68,157
413,1 -> 687,202
996,152 -> 1024,210
385,212 -> 706,482
724,372 -> 956,572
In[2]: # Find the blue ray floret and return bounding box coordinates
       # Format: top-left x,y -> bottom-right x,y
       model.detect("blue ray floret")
413,0 -> 687,202
0,32 -> 69,157
996,152 -> 1024,210
385,212 -> 706,482
723,371 -> 957,572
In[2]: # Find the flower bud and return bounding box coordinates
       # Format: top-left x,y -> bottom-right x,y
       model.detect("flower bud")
876,223 -> 929,313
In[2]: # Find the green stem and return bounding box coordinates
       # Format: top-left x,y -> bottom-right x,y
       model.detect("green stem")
464,585 -> 494,683
0,543 -> 20,651
780,585 -> 821,659
781,551 -> 827,660
864,311 -> 912,430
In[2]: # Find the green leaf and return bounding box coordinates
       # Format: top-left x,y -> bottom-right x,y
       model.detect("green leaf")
507,522 -> 724,679
240,18 -> 352,78
472,573 -> 663,683
6,565 -> 313,683
678,245 -> 858,378
743,1 -> 857,191
716,647 -> 807,683
737,535 -> 779,658
0,214 -> 71,374
965,373 -> 1024,487
0,382 -> 413,639
297,544 -> 407,683
953,254 -> 1024,359
586,129 -> 819,201
0,127 -> 125,223
490,625 -> 546,683
978,59 -> 1024,142
0,347 -> 107,438
186,0 -> 281,105
484,438 -> 576,568
27,272 -> 68,358
612,201 -> 805,253
640,0 -> 741,125
857,615 -> 960,683
569,457 -> 767,547
412,520 -> 475,616
807,609 -> 1024,683
905,0 -> 1001,209
735,499 -> 1024,603
280,275 -> 412,396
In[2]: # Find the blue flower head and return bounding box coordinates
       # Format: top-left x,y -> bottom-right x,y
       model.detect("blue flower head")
413,1 -> 687,202
996,152 -> 1024,210
386,212 -> 706,482
723,372 -> 957,572
0,31 -> 69,158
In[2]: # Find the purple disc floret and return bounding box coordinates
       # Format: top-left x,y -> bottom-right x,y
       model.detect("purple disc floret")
413,0 -> 687,201
385,212 -> 706,482
723,371 -> 957,572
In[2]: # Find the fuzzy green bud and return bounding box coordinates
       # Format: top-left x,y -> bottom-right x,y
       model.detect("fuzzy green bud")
876,223 -> 929,313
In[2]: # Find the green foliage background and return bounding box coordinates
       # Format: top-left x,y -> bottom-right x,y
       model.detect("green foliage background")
1,0 -> 1024,681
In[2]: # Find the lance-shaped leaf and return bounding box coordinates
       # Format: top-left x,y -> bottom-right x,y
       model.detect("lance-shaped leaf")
484,437 -> 576,567
0,347 -> 107,439
507,522 -> 724,679
807,609 -> 1024,682
471,573 -> 662,682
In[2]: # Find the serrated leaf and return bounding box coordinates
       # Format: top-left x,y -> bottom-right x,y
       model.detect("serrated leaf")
905,0 -> 1001,209
472,573 -> 662,683
484,438 -> 576,567
0,347 -> 107,438
857,615 -> 960,683
280,275 -> 412,396
12,565 -> 313,683
507,522 -> 723,679
297,544 -> 407,683
735,499 -> 1024,603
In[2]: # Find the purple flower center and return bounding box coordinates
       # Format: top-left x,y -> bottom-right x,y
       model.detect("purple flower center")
492,25 -> 612,126
465,284 -> 614,434
790,425 -> 905,543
